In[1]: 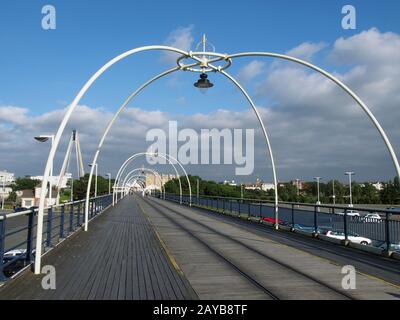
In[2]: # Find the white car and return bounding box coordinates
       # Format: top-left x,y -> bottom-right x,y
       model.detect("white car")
3,249 -> 27,259
361,213 -> 382,223
325,230 -> 372,245
335,210 -> 360,217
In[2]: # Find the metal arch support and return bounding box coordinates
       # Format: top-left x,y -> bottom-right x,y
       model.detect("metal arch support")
35,45 -> 190,274
210,66 -> 279,229
226,52 -> 400,181
85,67 -> 181,232
111,152 -> 186,206
159,152 -> 192,207
123,169 -> 165,196
119,156 -> 182,203
120,168 -> 166,196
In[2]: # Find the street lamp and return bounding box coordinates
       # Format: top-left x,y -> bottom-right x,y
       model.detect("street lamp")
106,173 -> 111,195
88,163 -> 98,197
194,73 -> 214,93
0,175 -> 5,210
345,172 -> 355,207
314,177 -> 322,205
331,180 -> 336,205
34,135 -> 54,206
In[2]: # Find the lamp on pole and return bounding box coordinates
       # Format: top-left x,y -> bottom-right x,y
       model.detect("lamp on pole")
332,180 -> 336,205
88,163 -> 98,197
314,177 -> 322,205
0,175 -> 5,210
106,173 -> 111,195
345,172 -> 355,207
295,179 -> 300,197
34,135 -> 54,206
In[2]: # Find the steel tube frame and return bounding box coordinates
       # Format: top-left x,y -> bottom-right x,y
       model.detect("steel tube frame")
34,45 -> 399,275
123,169 -> 164,195
120,168 -> 165,197
112,152 -> 190,206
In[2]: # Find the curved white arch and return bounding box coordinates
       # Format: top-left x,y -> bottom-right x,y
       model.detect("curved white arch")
226,52 -> 400,180
35,46 -> 190,274
113,152 -> 191,206
120,168 -> 166,196
34,46 -> 398,276
85,66 -> 181,226
123,169 -> 165,196
111,152 -> 185,207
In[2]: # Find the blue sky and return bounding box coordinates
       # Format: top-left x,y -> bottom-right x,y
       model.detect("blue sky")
1,0 -> 399,115
1,0 -> 400,182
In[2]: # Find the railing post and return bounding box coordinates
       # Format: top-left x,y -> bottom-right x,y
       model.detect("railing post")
60,204 -> 65,239
222,198 -> 225,213
0,214 -> 7,281
26,208 -> 35,264
259,202 -> 262,220
46,207 -> 53,248
344,209 -> 348,241
314,205 -> 318,234
69,203 -> 74,233
90,199 -> 94,218
385,212 -> 391,252
77,202 -> 81,227
291,203 -> 295,228
248,200 -> 251,217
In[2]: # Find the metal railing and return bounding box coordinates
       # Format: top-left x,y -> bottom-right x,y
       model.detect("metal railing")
153,192 -> 400,254
0,194 -> 113,281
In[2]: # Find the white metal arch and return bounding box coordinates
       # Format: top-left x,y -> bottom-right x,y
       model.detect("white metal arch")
120,168 -> 166,197
34,43 -> 399,275
111,152 -> 185,206
225,52 -> 400,179
112,152 -> 190,207
123,169 -> 165,196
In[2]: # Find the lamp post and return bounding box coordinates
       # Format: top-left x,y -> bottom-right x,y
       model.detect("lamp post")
106,173 -> 111,195
332,180 -> 336,205
88,163 -> 98,197
1,175 -> 5,210
34,135 -> 54,206
314,177 -> 322,205
345,172 -> 355,207
295,179 -> 300,197
197,178 -> 199,200
70,175 -> 74,202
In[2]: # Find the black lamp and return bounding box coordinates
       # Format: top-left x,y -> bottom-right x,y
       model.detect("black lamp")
194,73 -> 214,93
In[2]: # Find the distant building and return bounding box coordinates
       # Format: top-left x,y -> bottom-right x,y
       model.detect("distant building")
291,180 -> 304,190
223,180 -> 237,186
0,170 -> 15,185
145,174 -> 177,191
16,189 -> 35,208
372,182 -> 384,191
30,173 -> 72,189
261,183 -> 275,191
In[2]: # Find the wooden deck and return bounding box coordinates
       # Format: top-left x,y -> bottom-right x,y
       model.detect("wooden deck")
0,197 -> 197,300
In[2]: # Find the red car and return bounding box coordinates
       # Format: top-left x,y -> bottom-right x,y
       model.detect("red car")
262,217 -> 283,224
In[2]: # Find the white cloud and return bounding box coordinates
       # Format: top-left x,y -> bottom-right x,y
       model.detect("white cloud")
162,25 -> 195,64
237,60 -> 265,82
286,41 -> 327,61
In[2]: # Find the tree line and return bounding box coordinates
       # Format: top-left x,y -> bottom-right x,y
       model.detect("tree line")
164,176 -> 400,205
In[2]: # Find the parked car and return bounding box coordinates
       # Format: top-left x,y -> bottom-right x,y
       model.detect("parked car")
13,207 -> 29,213
377,241 -> 400,252
2,249 -> 34,277
262,217 -> 283,224
335,210 -> 360,217
361,213 -> 382,223
293,224 -> 328,234
324,230 -> 372,245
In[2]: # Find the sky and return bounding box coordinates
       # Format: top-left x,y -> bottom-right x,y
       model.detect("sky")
0,0 -> 400,183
